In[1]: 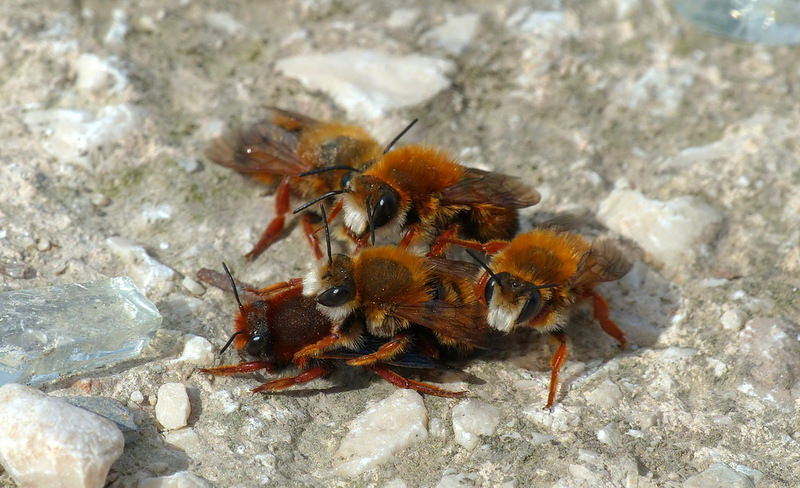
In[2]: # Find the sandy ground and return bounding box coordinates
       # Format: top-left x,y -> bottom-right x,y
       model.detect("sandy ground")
1,0 -> 799,486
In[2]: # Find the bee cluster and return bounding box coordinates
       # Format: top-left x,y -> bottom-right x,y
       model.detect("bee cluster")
199,108 -> 631,409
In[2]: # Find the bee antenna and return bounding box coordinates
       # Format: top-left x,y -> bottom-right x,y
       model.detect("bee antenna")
383,118 -> 419,154
320,205 -> 332,264
464,249 -> 503,290
299,165 -> 358,177
222,262 -> 244,311
219,330 -> 245,356
293,190 -> 345,214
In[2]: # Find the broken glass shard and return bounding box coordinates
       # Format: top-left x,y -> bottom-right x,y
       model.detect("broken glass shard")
0,277 -> 162,386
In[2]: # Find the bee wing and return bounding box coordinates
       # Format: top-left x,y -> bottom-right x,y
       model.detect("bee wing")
205,108 -> 320,176
393,302 -> 488,348
569,238 -> 632,288
196,268 -> 261,303
426,256 -> 481,280
439,168 -> 541,209
322,335 -> 442,369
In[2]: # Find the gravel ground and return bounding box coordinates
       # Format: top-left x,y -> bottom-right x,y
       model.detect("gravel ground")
1,0 -> 799,487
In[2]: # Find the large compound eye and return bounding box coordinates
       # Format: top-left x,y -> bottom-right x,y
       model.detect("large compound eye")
317,286 -> 353,307
371,190 -> 398,228
516,291 -> 542,324
483,276 -> 496,304
245,334 -> 266,356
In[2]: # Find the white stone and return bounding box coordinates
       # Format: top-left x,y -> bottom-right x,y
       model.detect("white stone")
22,104 -> 143,167
585,379 -> 623,409
597,189 -> 723,270
335,389 -> 428,476
683,463 -> 755,488
104,8 -> 129,46
383,479 -> 408,488
720,309 -> 747,331
138,471 -> 211,488
73,53 -> 128,94
106,236 -> 177,293
597,422 -> 621,446
205,11 -> 246,36
155,383 -> 191,430
177,157 -> 200,173
0,384 -> 124,488
130,390 -> 145,404
176,336 -> 214,365
386,8 -> 419,29
421,14 -> 481,55
163,427 -> 203,458
181,276 -> 206,296
451,399 -> 501,450
276,49 -> 456,119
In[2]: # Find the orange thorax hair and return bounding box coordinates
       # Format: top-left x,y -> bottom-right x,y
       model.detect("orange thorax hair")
491,230 -> 590,287
366,145 -> 464,210
352,246 -> 433,306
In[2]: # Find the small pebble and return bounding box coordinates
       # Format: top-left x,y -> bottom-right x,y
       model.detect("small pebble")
451,399 -> 501,450
176,335 -> 214,365
386,8 -> 419,29
104,8 -> 129,46
130,390 -> 144,404
683,463 -> 755,488
106,236 -> 176,293
138,470 -> 211,488
163,427 -> 203,458
597,422 -> 621,446
720,308 -> 747,331
421,13 -> 481,55
182,276 -> 205,296
585,379 -> 623,409
90,192 -> 110,206
36,238 -> 50,251
0,384 -> 124,488
73,53 -> 128,95
335,389 -> 428,476
155,383 -> 191,430
177,157 -> 200,173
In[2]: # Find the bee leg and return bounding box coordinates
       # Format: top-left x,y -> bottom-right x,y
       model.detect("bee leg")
251,364 -> 334,393
300,213 -> 323,260
399,225 -> 421,249
293,333 -> 351,365
428,231 -> 509,256
369,364 -> 467,398
591,291 -> 627,350
345,333 -> 411,367
545,332 -> 568,410
199,361 -> 276,376
253,277 -> 304,297
245,176 -> 292,260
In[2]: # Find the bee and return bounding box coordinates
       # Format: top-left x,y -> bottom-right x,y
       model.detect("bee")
295,205 -> 490,366
196,264 -> 465,397
294,144 -> 541,249
206,108 -> 415,260
462,229 -> 632,410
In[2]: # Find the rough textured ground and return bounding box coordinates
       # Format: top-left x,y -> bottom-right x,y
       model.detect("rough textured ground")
1,0 -> 799,486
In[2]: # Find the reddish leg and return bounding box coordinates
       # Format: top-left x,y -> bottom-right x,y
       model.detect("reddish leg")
252,365 -> 334,393
293,333 -> 348,362
200,361 -> 276,376
545,332 -> 568,410
429,232 -> 509,256
591,290 -> 627,350
300,213 -> 323,260
245,176 -> 292,260
398,224 -> 420,249
327,199 -> 343,224
254,278 -> 303,297
345,333 -> 410,367
369,364 -> 466,398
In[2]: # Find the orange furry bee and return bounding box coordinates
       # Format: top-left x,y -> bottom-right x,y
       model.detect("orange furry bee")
456,229 -> 632,409
197,264 -> 465,397
294,207 -> 490,366
295,144 -> 541,249
206,108 -> 414,259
